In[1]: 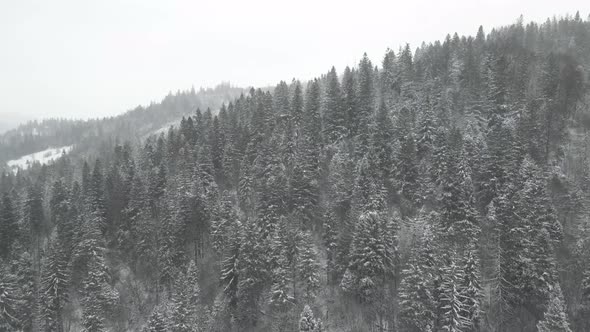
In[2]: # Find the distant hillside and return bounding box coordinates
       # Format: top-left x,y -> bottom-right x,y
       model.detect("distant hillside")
0,83 -> 246,164
0,112 -> 33,134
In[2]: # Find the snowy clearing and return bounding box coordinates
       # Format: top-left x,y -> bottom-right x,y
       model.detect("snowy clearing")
6,145 -> 73,171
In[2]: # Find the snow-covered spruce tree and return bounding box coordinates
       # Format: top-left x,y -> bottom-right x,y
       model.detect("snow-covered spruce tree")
352,153 -> 387,214
437,256 -> 469,332
236,220 -> 269,328
536,284 -> 572,332
372,100 -> 395,187
322,66 -> 345,145
342,66 -> 357,139
269,217 -> 296,309
220,220 -> 242,312
399,226 -> 436,332
80,229 -> 119,332
340,212 -> 395,303
299,305 -> 323,332
0,192 -> 18,259
10,249 -> 35,331
396,130 -> 419,208
355,53 -> 376,155
297,231 -> 320,303
169,260 -> 201,332
144,308 -> 168,332
583,267 -> 590,306
416,99 -> 437,161
322,208 -> 339,286
460,244 -> 483,331
41,238 -> 70,332
438,128 -> 479,246
254,138 -> 287,238
380,48 -> 398,110
210,193 -> 236,254
328,148 -> 355,216
504,158 -> 560,312
0,264 -> 19,331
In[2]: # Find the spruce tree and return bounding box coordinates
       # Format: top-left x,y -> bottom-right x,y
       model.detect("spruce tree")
144,308 -> 168,332
536,284 -> 572,332
0,192 -> 17,259
299,305 -> 323,332
372,101 -> 395,186
399,223 -> 436,332
341,212 -> 395,302
236,220 -> 268,327
341,67 -> 357,138
297,231 -> 320,303
170,260 -> 201,332
460,245 -> 482,331
41,239 -> 70,332
323,67 -> 345,145
220,220 -> 241,311
438,256 -> 469,332
0,264 -> 19,331
269,217 -> 296,309
356,53 -> 375,152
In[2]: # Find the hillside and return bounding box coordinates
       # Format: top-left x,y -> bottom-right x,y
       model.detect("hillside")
0,83 -> 246,166
1,13 -> 590,332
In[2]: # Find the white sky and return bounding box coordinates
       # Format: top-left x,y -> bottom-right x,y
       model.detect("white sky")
0,0 -> 587,122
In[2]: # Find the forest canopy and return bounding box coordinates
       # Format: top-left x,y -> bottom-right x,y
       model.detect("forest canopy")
1,13 -> 590,332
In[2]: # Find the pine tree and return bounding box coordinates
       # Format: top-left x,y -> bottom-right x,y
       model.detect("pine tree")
536,284 -> 572,332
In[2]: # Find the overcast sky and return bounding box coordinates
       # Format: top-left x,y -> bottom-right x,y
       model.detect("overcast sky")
0,0 -> 586,123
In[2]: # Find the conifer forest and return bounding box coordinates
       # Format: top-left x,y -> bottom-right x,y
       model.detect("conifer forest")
2,13 -> 590,332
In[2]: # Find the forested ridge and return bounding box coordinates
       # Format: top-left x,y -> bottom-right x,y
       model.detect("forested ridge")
1,13 -> 590,332
0,83 -> 245,164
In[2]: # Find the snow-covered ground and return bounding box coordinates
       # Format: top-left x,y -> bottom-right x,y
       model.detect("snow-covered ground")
6,145 -> 73,171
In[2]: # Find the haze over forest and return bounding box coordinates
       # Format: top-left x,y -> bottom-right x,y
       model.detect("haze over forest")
0,0 -> 586,129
